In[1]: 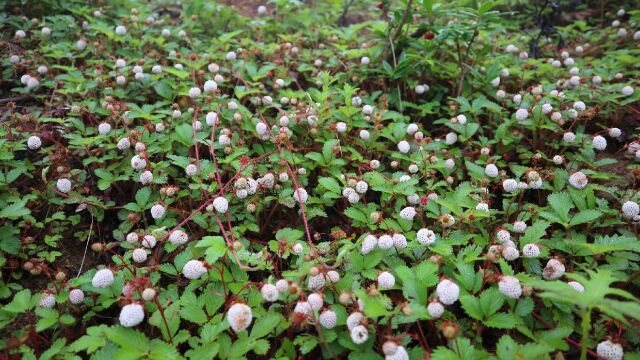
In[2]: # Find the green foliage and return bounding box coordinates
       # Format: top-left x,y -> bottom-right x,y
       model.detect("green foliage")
1,0 -> 639,359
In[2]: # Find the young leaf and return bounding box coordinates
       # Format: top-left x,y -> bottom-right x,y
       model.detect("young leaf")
496,335 -> 518,360
479,288 -> 504,317
460,295 -> 483,320
547,192 -> 574,224
569,209 -> 602,226
195,236 -> 227,264
250,312 -> 283,339
484,313 -> 518,329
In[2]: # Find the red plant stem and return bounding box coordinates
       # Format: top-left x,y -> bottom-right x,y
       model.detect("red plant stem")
213,212 -> 259,271
479,259 -> 493,289
286,163 -> 314,249
224,281 -> 260,306
209,104 -> 223,187
153,298 -> 173,344
165,198 -> 212,239
163,151 -> 273,242
224,211 -> 238,242
211,265 -> 228,301
212,213 -> 233,247
106,248 -> 136,277
255,114 -> 312,243
190,107 -> 208,199
626,105 -> 640,115
46,81 -> 59,109
416,321 -> 432,359
279,140 -> 338,270
256,112 -> 339,269
26,312 -> 47,357
203,104 -> 243,249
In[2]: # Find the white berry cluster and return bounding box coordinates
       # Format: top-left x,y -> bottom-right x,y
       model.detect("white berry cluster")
227,303 -> 253,332
234,177 -> 258,199
436,279 -> 460,305
39,292 -> 56,308
119,303 -> 145,327
427,301 -> 445,319
69,289 -> 85,304
522,243 -> 541,258
498,276 -> 522,299
399,207 -> 416,221
416,228 -> 436,245
212,196 -> 229,213
597,340 -> 623,360
319,309 -> 337,329
56,178 -> 72,194
382,342 -> 409,360
261,283 -> 279,302
6,4 -> 640,357
92,268 -> 114,288
150,203 -> 166,219
569,171 -> 588,189
361,234 -> 378,254
307,273 -> 326,291
543,259 -> 566,280
292,187 -> 309,204
377,271 -> 395,290
621,201 -> 639,219
142,235 -> 157,248
168,229 -> 189,245
182,260 -> 207,280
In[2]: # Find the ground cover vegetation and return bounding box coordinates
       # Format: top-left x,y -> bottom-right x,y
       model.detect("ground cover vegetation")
1,0 -> 640,359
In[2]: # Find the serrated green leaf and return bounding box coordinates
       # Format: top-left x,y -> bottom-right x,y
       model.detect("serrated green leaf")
395,265 -> 426,303
294,335 -> 318,355
195,236 -> 227,264
569,209 -> 602,226
344,206 -> 368,223
496,335 -> 518,360
40,339 -> 66,360
0,199 -> 30,219
0,224 -> 21,255
106,326 -> 150,350
318,176 -> 341,193
275,228 -> 304,243
460,295 -> 483,320
322,139 -> 339,163
515,298 -> 534,316
430,346 -> 460,360
479,288 -> 504,317
36,314 -> 58,332
484,313 -> 517,328
185,343 -> 219,359
250,312 -> 283,339
135,187 -> 151,207
537,326 -> 572,351
547,192 -> 573,224
252,339 -> 270,355
4,289 -> 33,313
154,81 -> 175,100
455,263 -> 478,291
180,304 -> 207,324
520,221 -> 549,244
576,235 -> 640,254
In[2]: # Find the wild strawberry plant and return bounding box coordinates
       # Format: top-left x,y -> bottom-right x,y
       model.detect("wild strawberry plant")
1,1 -> 639,359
